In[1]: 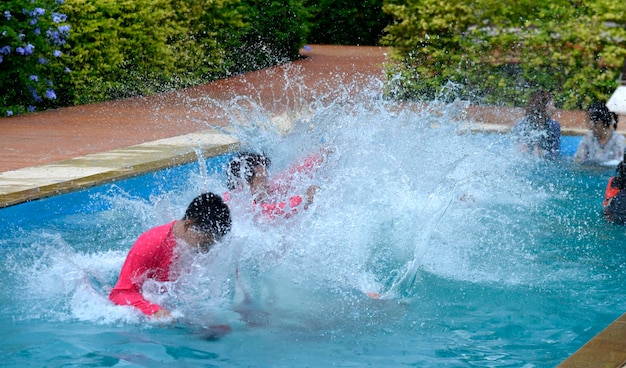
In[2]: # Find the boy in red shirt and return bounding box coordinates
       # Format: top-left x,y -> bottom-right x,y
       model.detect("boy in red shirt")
109,192 -> 232,320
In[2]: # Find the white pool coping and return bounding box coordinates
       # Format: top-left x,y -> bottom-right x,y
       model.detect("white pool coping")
0,129 -> 239,208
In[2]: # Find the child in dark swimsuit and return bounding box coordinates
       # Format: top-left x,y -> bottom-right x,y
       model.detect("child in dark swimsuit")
604,153 -> 626,224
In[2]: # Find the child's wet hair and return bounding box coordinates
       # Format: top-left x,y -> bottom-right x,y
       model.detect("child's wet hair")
183,192 -> 232,239
614,153 -> 626,190
226,152 -> 271,190
587,101 -> 619,130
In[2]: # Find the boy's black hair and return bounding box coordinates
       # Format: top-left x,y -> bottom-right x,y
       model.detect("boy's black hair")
587,101 -> 619,130
183,192 -> 231,239
226,152 -> 271,190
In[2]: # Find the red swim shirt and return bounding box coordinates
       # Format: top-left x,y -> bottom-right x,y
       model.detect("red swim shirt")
109,221 -> 177,316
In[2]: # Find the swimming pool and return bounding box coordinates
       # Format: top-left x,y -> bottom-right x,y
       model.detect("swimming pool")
1,102 -> 625,367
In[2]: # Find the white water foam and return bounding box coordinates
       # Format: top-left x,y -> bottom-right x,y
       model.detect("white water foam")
3,77 -> 585,329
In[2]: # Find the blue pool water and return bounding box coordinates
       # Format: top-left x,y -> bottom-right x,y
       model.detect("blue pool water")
1,98 -> 625,367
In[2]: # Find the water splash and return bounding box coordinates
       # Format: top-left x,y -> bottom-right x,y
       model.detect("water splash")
1,73 -> 619,337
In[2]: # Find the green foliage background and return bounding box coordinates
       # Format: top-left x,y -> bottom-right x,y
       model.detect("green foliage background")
305,0 -> 390,46
227,0 -> 311,72
1,0 -> 312,112
4,0 -> 626,114
381,0 -> 626,109
61,0 -> 310,104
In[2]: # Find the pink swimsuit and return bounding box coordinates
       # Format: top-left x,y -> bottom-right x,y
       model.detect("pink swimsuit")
224,151 -> 324,220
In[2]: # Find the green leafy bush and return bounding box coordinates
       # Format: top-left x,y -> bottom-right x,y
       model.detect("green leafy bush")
2,0 -> 311,113
58,0 -> 309,105
227,0 -> 310,72
305,0 -> 391,46
61,0 -> 243,104
382,0 -> 626,109
0,0 -> 71,116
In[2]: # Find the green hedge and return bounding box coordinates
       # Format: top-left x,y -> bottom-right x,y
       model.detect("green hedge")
381,0 -> 626,109
8,0 -> 625,116
305,0 -> 390,46
62,0 -> 312,105
226,0 -> 310,72
61,0 -> 246,104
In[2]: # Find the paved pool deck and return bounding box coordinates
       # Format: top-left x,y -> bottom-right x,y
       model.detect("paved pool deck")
0,44 -> 624,366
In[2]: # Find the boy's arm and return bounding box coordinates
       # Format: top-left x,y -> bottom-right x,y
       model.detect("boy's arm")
109,249 -> 165,316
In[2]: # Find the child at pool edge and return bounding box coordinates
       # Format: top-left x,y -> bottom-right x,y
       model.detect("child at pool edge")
109,192 -> 232,320
603,153 -> 626,224
574,101 -> 624,164
511,90 -> 561,159
224,150 -> 327,220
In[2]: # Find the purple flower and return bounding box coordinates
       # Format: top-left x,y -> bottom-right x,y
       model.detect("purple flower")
34,28 -> 41,35
24,44 -> 35,55
4,11 -> 11,20
64,67 -> 70,73
45,89 -> 56,99
28,106 -> 35,112
56,0 -> 65,4
52,12 -> 66,23
30,75 -> 39,82
32,90 -> 41,102
30,18 -> 38,25
6,111 -> 13,117
16,47 -> 25,55
58,25 -> 70,35
32,8 -> 45,17
0,46 -> 10,55
39,57 -> 47,64
47,26 -> 70,46
53,50 -> 62,57
0,55 -> 3,64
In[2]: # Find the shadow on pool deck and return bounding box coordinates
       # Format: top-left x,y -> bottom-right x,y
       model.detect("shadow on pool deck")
0,44 -> 625,367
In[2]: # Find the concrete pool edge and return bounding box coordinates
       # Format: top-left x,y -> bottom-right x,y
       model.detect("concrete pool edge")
0,129 -> 239,208
557,312 -> 626,368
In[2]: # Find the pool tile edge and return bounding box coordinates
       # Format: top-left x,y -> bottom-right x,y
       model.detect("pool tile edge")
0,130 -> 240,208
557,312 -> 626,368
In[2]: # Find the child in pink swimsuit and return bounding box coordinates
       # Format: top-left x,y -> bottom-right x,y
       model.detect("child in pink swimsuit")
224,150 -> 327,220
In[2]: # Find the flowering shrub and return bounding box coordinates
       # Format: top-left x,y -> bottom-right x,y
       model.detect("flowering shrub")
1,0 -> 311,115
1,0 -> 71,116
